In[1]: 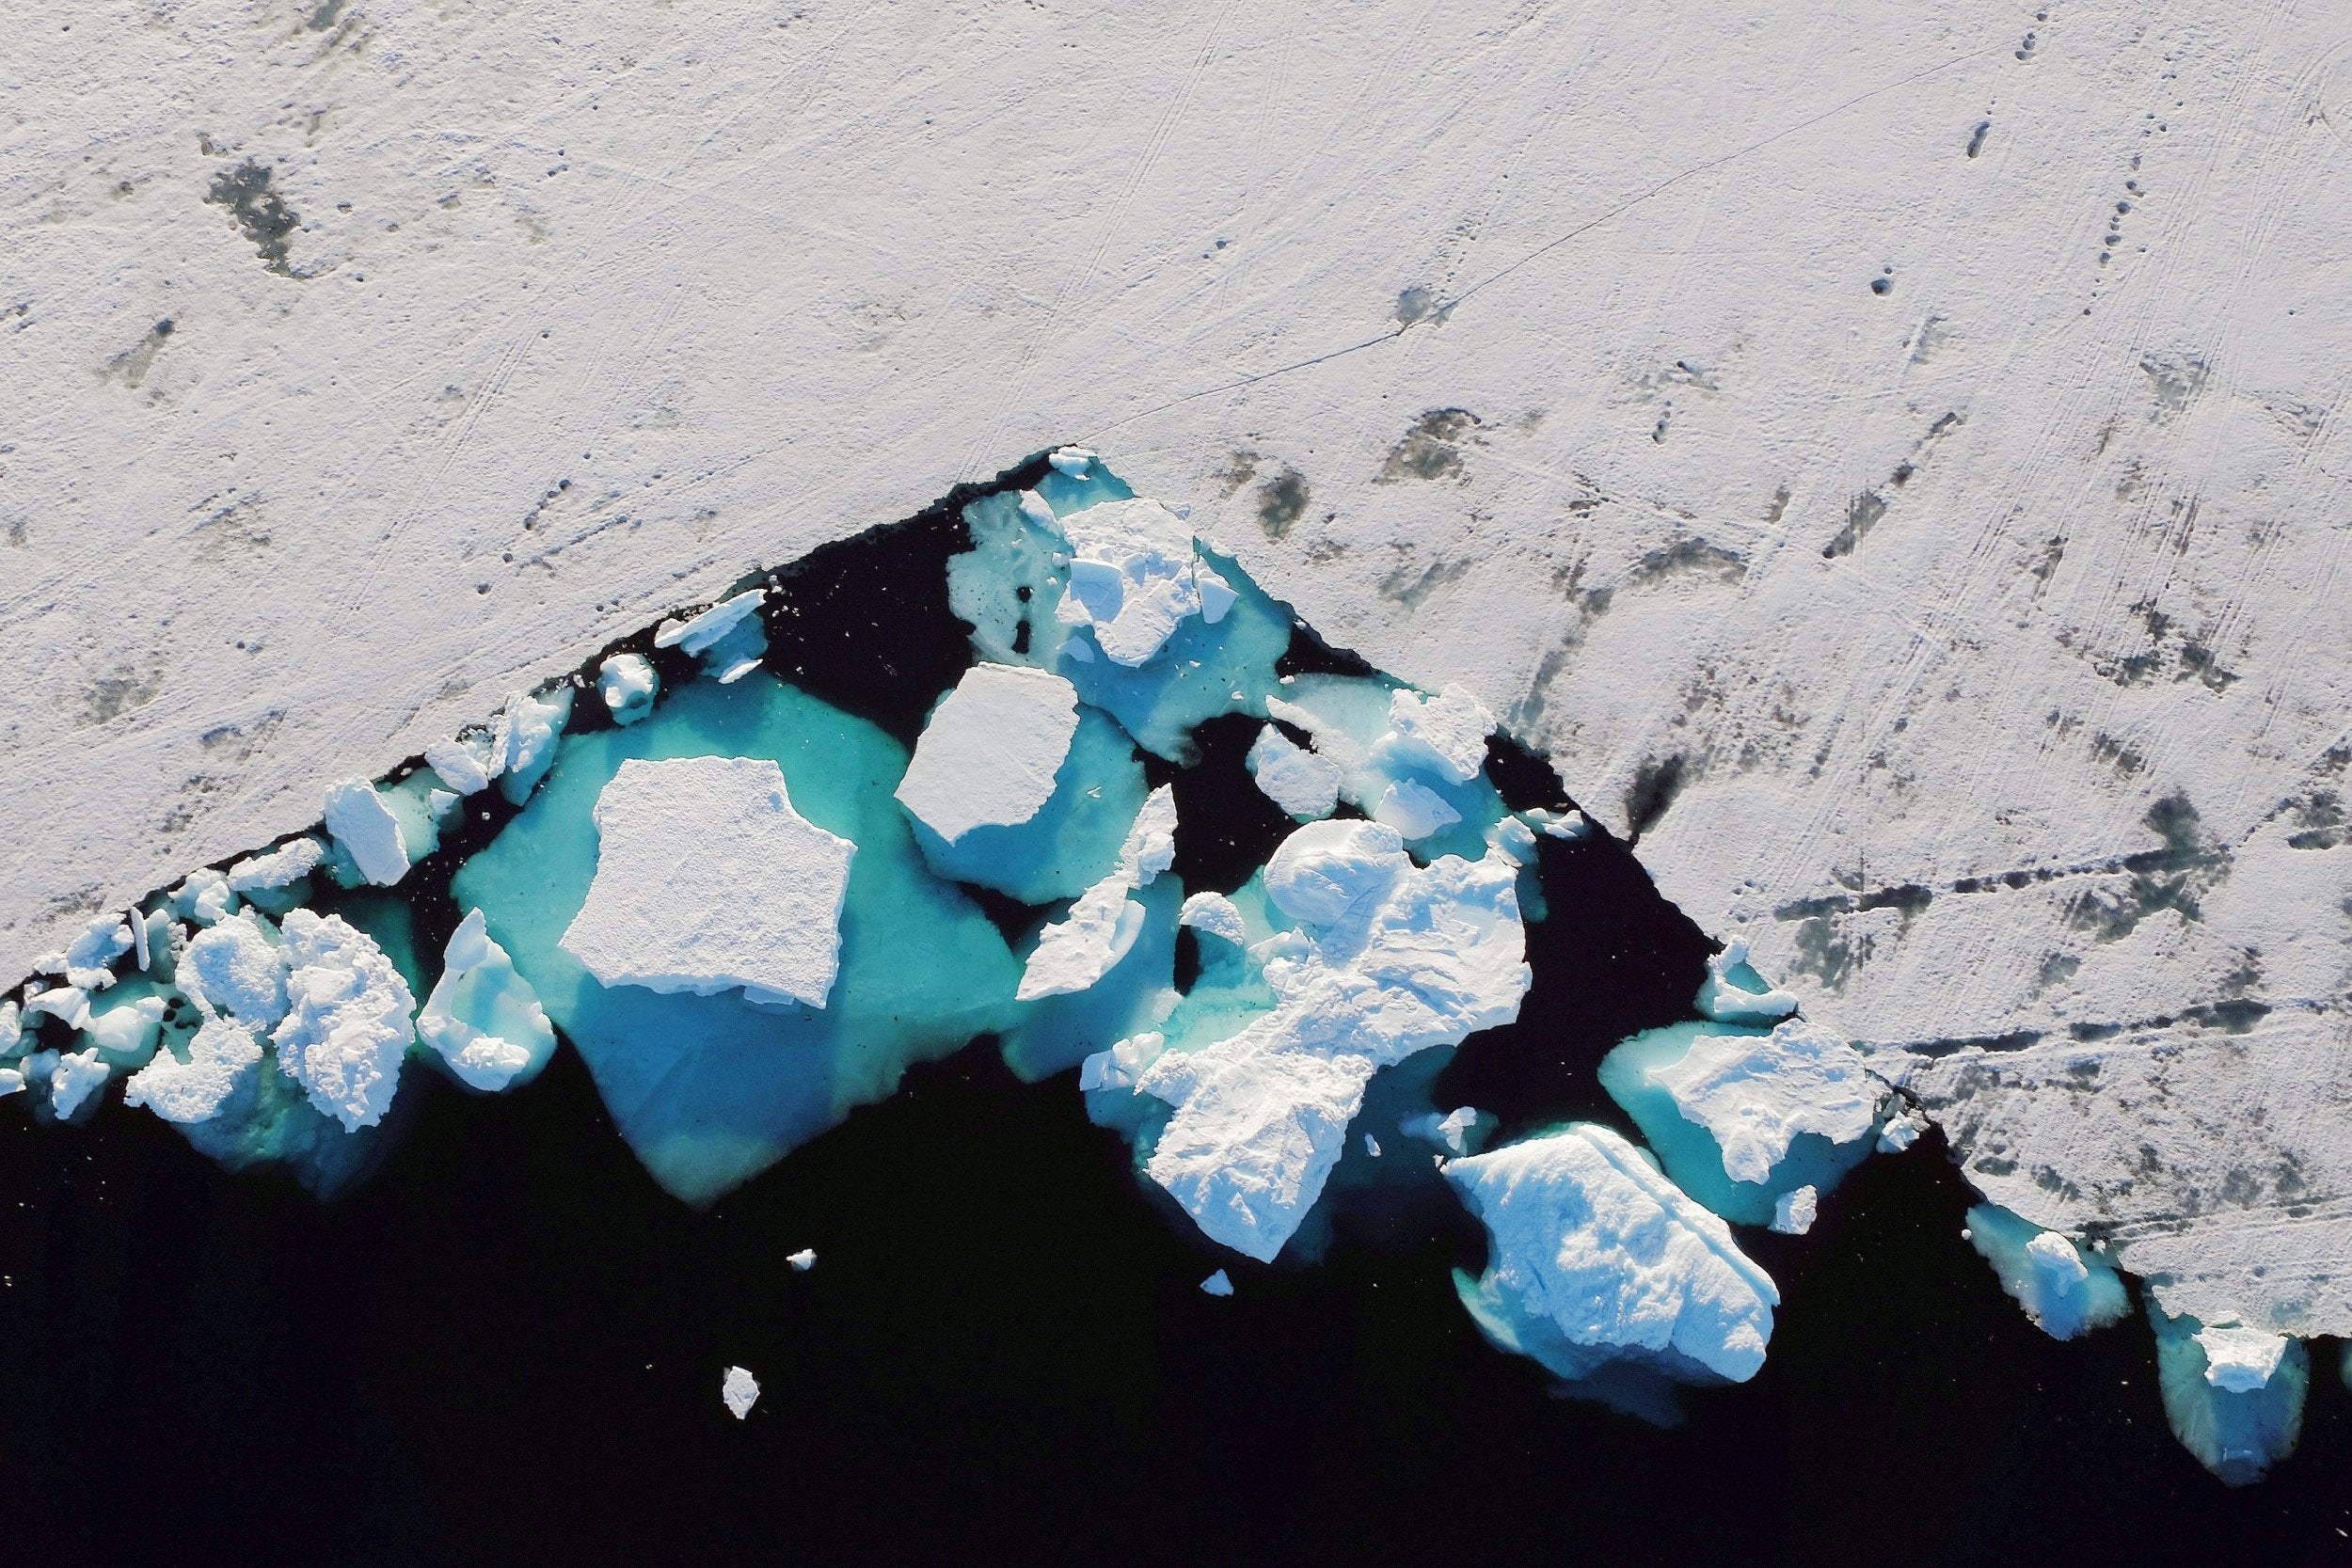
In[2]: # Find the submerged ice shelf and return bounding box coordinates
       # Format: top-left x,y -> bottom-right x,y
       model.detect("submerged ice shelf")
0,448 -> 2293,1483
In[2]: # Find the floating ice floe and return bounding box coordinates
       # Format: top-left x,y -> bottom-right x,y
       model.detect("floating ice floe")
46,1047 -> 110,1118
563,756 -> 855,1009
496,687 -> 574,804
787,1248 -> 816,1272
323,779 -> 409,886
1402,1105 -> 1483,1155
227,837 -> 324,895
2151,1306 -> 2308,1485
1017,786 -> 1175,1002
897,664 -> 1081,844
598,653 -> 660,725
1246,724 -> 1341,820
1052,499 -> 1220,666
271,910 -> 417,1132
1178,892 -> 1248,948
1200,1269 -> 1234,1297
417,910 -> 555,1092
179,911 -> 290,1029
1771,1185 -> 1817,1235
657,590 -> 768,686
1377,686 -> 1494,784
721,1365 -> 760,1418
1963,1203 -> 2128,1340
1446,1123 -> 1780,1387
1133,819 -> 1529,1260
124,1015 -> 262,1124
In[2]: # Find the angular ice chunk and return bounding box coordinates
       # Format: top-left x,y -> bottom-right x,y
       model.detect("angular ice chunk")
271,909 -> 418,1132
657,589 -> 767,657
562,756 -> 855,1009
228,836 -> 324,894
180,911 -> 290,1029
1178,892 -> 1248,948
425,735 -> 495,795
896,665 -> 1080,844
174,867 -> 235,926
1772,1185 -> 1818,1235
47,1047 -> 109,1117
1078,1031 -> 1164,1092
1196,563 -> 1237,625
323,779 -> 410,887
787,1248 -> 817,1272
64,915 -> 132,990
1877,1103 -> 1928,1153
1015,786 -> 1176,1003
0,999 -> 18,1057
24,985 -> 90,1029
1402,1105 -> 1482,1154
1047,446 -> 1096,477
1446,1123 -> 1780,1384
498,687 -> 574,804
597,653 -> 660,726
1137,826 -> 1530,1259
1963,1203 -> 2128,1339
1246,725 -> 1341,820
1645,1017 -> 1877,1186
1200,1269 -> 1235,1297
2153,1305 -> 2308,1485
124,1014 -> 262,1124
82,992 -> 165,1057
1053,499 -> 1203,666
1693,938 -> 1801,1024
1378,686 -> 1494,784
1364,1133 -> 1381,1157
1373,778 -> 1463,840
416,909 -> 556,1092
2199,1325 -> 2292,1392
721,1365 -> 760,1418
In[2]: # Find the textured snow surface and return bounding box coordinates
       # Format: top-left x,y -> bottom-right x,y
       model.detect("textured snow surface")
4,1 -> 2349,1338
562,756 -> 854,1009
896,665 -> 1081,844
1646,1018 -> 1878,1185
1137,821 -> 1529,1260
1963,1203 -> 2129,1341
1448,1124 -> 1779,1383
271,909 -> 417,1132
1246,725 -> 1342,820
124,1015 -> 262,1125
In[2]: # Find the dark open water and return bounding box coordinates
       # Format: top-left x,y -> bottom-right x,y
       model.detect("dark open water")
6,460 -> 2350,1565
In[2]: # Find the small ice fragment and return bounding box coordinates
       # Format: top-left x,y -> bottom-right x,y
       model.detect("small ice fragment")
1646,1017 -> 1877,1186
1246,724 -> 1342,819
597,653 -> 660,725
656,589 -> 767,656
271,909 -> 418,1132
0,1000 -> 18,1055
82,994 -> 165,1057
1078,1031 -> 1164,1092
787,1249 -> 817,1272
1262,818 -> 1410,926
1047,446 -> 1096,477
1772,1185 -> 1819,1235
227,836 -> 325,894
1372,778 -> 1463,840
895,665 -> 1081,844
23,987 -> 91,1030
721,1366 -> 760,1418
323,779 -> 410,886
416,909 -> 555,1092
1964,1204 -> 2128,1340
498,687 -> 574,804
0,1069 -> 20,1100
65,915 -> 132,990
1489,815 -> 1538,866
562,756 -> 855,1008
1196,563 -> 1237,624
1877,1102 -> 1928,1153
425,736 -> 494,795
181,911 -> 291,1029
129,908 -> 150,971
1178,892 -> 1248,947
2199,1325 -> 2292,1393
1694,939 -> 1801,1024
1365,1134 -> 1381,1157
1200,1269 -> 1234,1297
1017,489 -> 1060,531
123,1015 -> 261,1124
48,1048 -> 108,1117
1380,686 -> 1495,784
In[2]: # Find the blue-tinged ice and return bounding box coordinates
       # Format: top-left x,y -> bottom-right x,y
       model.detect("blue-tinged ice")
1014,786 -> 1176,1003
426,732 -> 497,796
322,778 -> 410,886
1264,674 -> 1507,863
497,686 -> 575,804
2151,1305 -> 2308,1485
560,755 -> 854,1009
1005,874 -> 1182,1083
452,672 -> 1020,1208
1693,938 -> 1801,1025
1131,821 -> 1529,1260
271,909 -> 416,1132
63,914 -> 133,990
1446,1123 -> 1780,1392
42,1047 -> 110,1118
1200,1269 -> 1235,1297
1599,1017 -> 1878,1227
80,988 -> 165,1060
1963,1203 -> 2128,1339
417,909 -> 557,1092
598,653 -> 660,725
722,1365 -> 760,1418
898,665 -> 1149,904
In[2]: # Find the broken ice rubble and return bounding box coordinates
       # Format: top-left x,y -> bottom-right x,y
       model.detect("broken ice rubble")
417,911 -> 556,1092
721,1365 -> 760,1419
